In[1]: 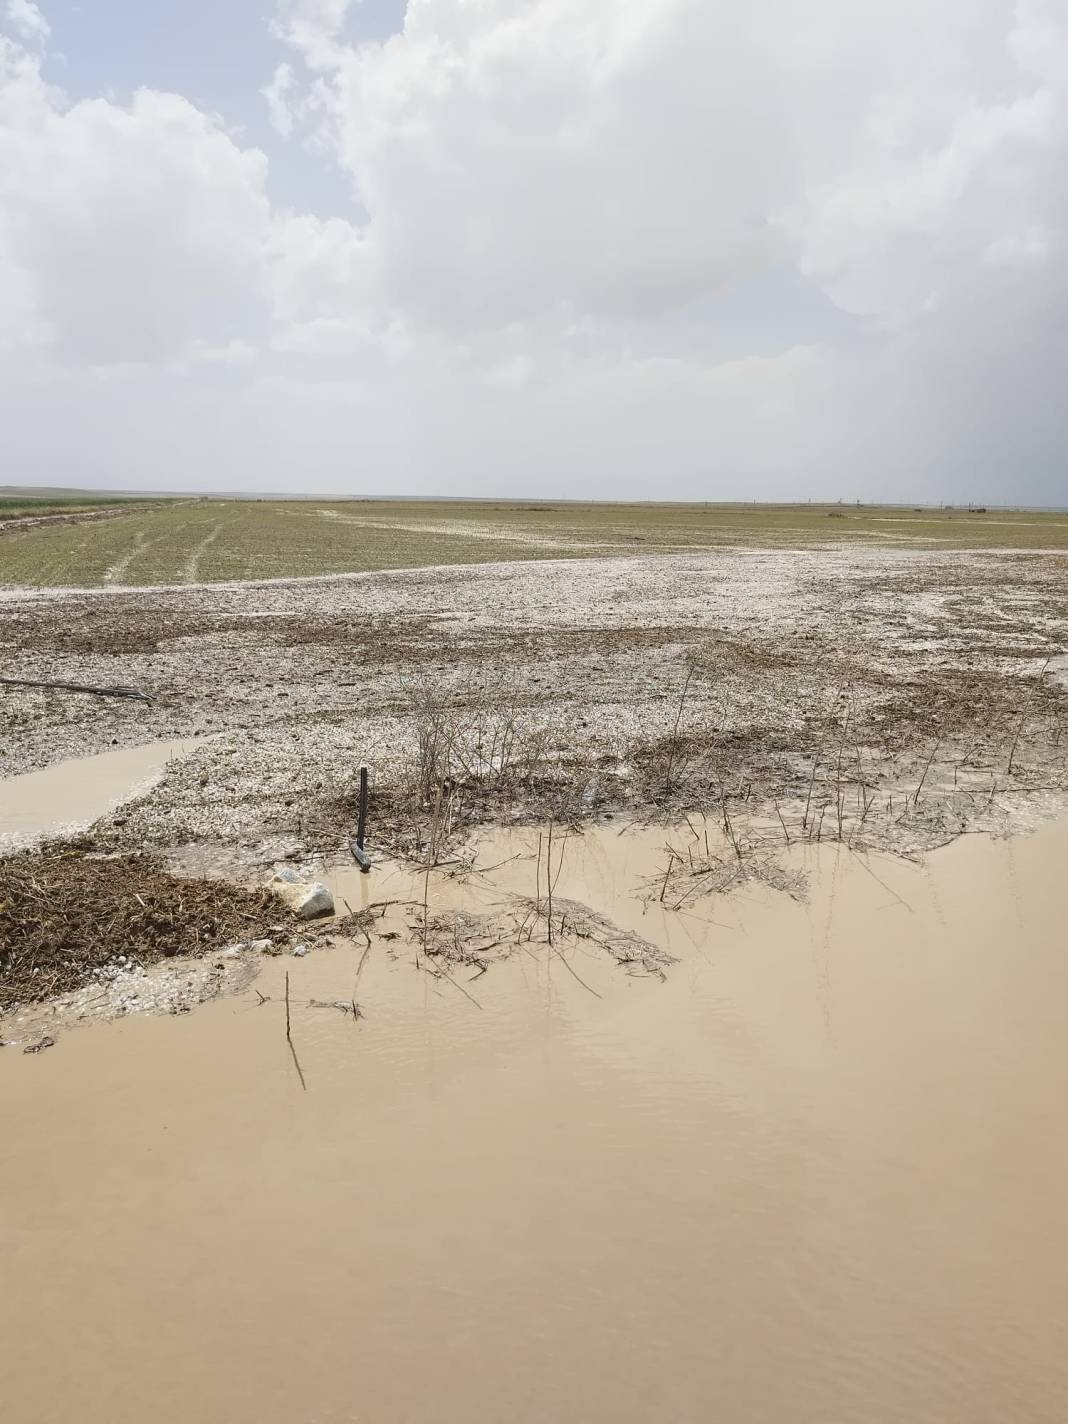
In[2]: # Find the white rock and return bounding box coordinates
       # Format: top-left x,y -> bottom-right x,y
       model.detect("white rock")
251,938 -> 273,952
292,944 -> 309,957
269,875 -> 334,920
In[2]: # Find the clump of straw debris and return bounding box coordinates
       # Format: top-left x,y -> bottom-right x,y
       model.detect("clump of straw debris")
0,848 -> 296,1009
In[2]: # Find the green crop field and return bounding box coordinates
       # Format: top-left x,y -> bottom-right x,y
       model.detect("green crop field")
0,494 -> 159,520
1,498 -> 1067,588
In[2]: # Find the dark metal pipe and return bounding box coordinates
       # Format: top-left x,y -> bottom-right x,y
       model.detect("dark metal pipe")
351,763 -> 372,871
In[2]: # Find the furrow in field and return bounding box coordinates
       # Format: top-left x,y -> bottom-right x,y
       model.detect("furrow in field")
182,522 -> 226,584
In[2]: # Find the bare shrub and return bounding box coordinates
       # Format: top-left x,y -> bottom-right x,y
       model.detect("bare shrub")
393,676 -> 569,863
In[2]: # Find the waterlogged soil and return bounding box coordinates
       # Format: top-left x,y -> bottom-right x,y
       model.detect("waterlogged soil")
2,545 -> 1067,864
4,815 -> 1068,1422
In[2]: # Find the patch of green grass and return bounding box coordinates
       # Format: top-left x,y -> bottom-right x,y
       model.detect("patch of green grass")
0,494 -> 156,519
338,499 -> 1068,550
1,498 -> 1066,589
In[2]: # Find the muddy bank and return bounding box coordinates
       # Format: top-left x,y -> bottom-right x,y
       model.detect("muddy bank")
1,543 -> 1067,874
4,815 -> 1068,1421
0,812 -> 679,1030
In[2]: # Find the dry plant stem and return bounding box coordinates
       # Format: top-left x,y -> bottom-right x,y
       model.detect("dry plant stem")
660,847 -> 687,900
682,813 -> 705,851
0,675 -> 153,702
834,694 -> 852,841
421,863 -> 430,963
803,754 -> 819,832
284,970 -> 307,1090
550,828 -> 568,895
803,684 -> 846,833
1008,655 -> 1053,774
664,663 -> 697,791
720,787 -> 743,862
546,817 -> 554,947
351,938 -> 373,1015
288,1039 -> 307,1091
912,738 -> 941,807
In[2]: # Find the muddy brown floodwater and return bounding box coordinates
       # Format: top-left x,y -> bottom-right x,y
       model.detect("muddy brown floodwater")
0,737 -> 197,849
4,816 -> 1068,1423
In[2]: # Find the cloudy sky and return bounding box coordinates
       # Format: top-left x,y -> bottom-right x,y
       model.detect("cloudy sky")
0,0 -> 1065,503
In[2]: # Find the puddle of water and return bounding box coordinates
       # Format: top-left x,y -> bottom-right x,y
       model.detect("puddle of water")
4,818 -> 1068,1422
0,739 -> 197,847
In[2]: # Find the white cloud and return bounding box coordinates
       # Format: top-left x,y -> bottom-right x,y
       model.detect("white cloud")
0,0 -> 1065,503
271,0 -> 354,71
0,32 -> 271,364
5,0 -> 48,46
262,61 -> 297,138
269,0 -> 1064,342
269,211 -> 376,351
257,0 -> 1067,500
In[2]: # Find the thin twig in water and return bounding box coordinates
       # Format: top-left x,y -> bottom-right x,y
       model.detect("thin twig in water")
425,961 -> 483,1010
659,852 -> 676,903
287,1038 -> 308,1091
283,971 -> 307,1089
421,862 -> 430,964
546,817 -> 554,947
475,853 -> 524,875
549,827 -> 569,897
353,938 -> 373,988
803,754 -> 819,832
720,787 -> 743,862
350,936 -> 373,1016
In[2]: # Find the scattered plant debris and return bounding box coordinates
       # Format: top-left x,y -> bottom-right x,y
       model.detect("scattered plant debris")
0,848 -> 296,1009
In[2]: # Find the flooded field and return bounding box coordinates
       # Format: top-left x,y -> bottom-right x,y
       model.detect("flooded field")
4,815 -> 1068,1422
4,543 -> 1068,869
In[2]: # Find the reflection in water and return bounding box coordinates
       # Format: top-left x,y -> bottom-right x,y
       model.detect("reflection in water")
4,817 -> 1068,1422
